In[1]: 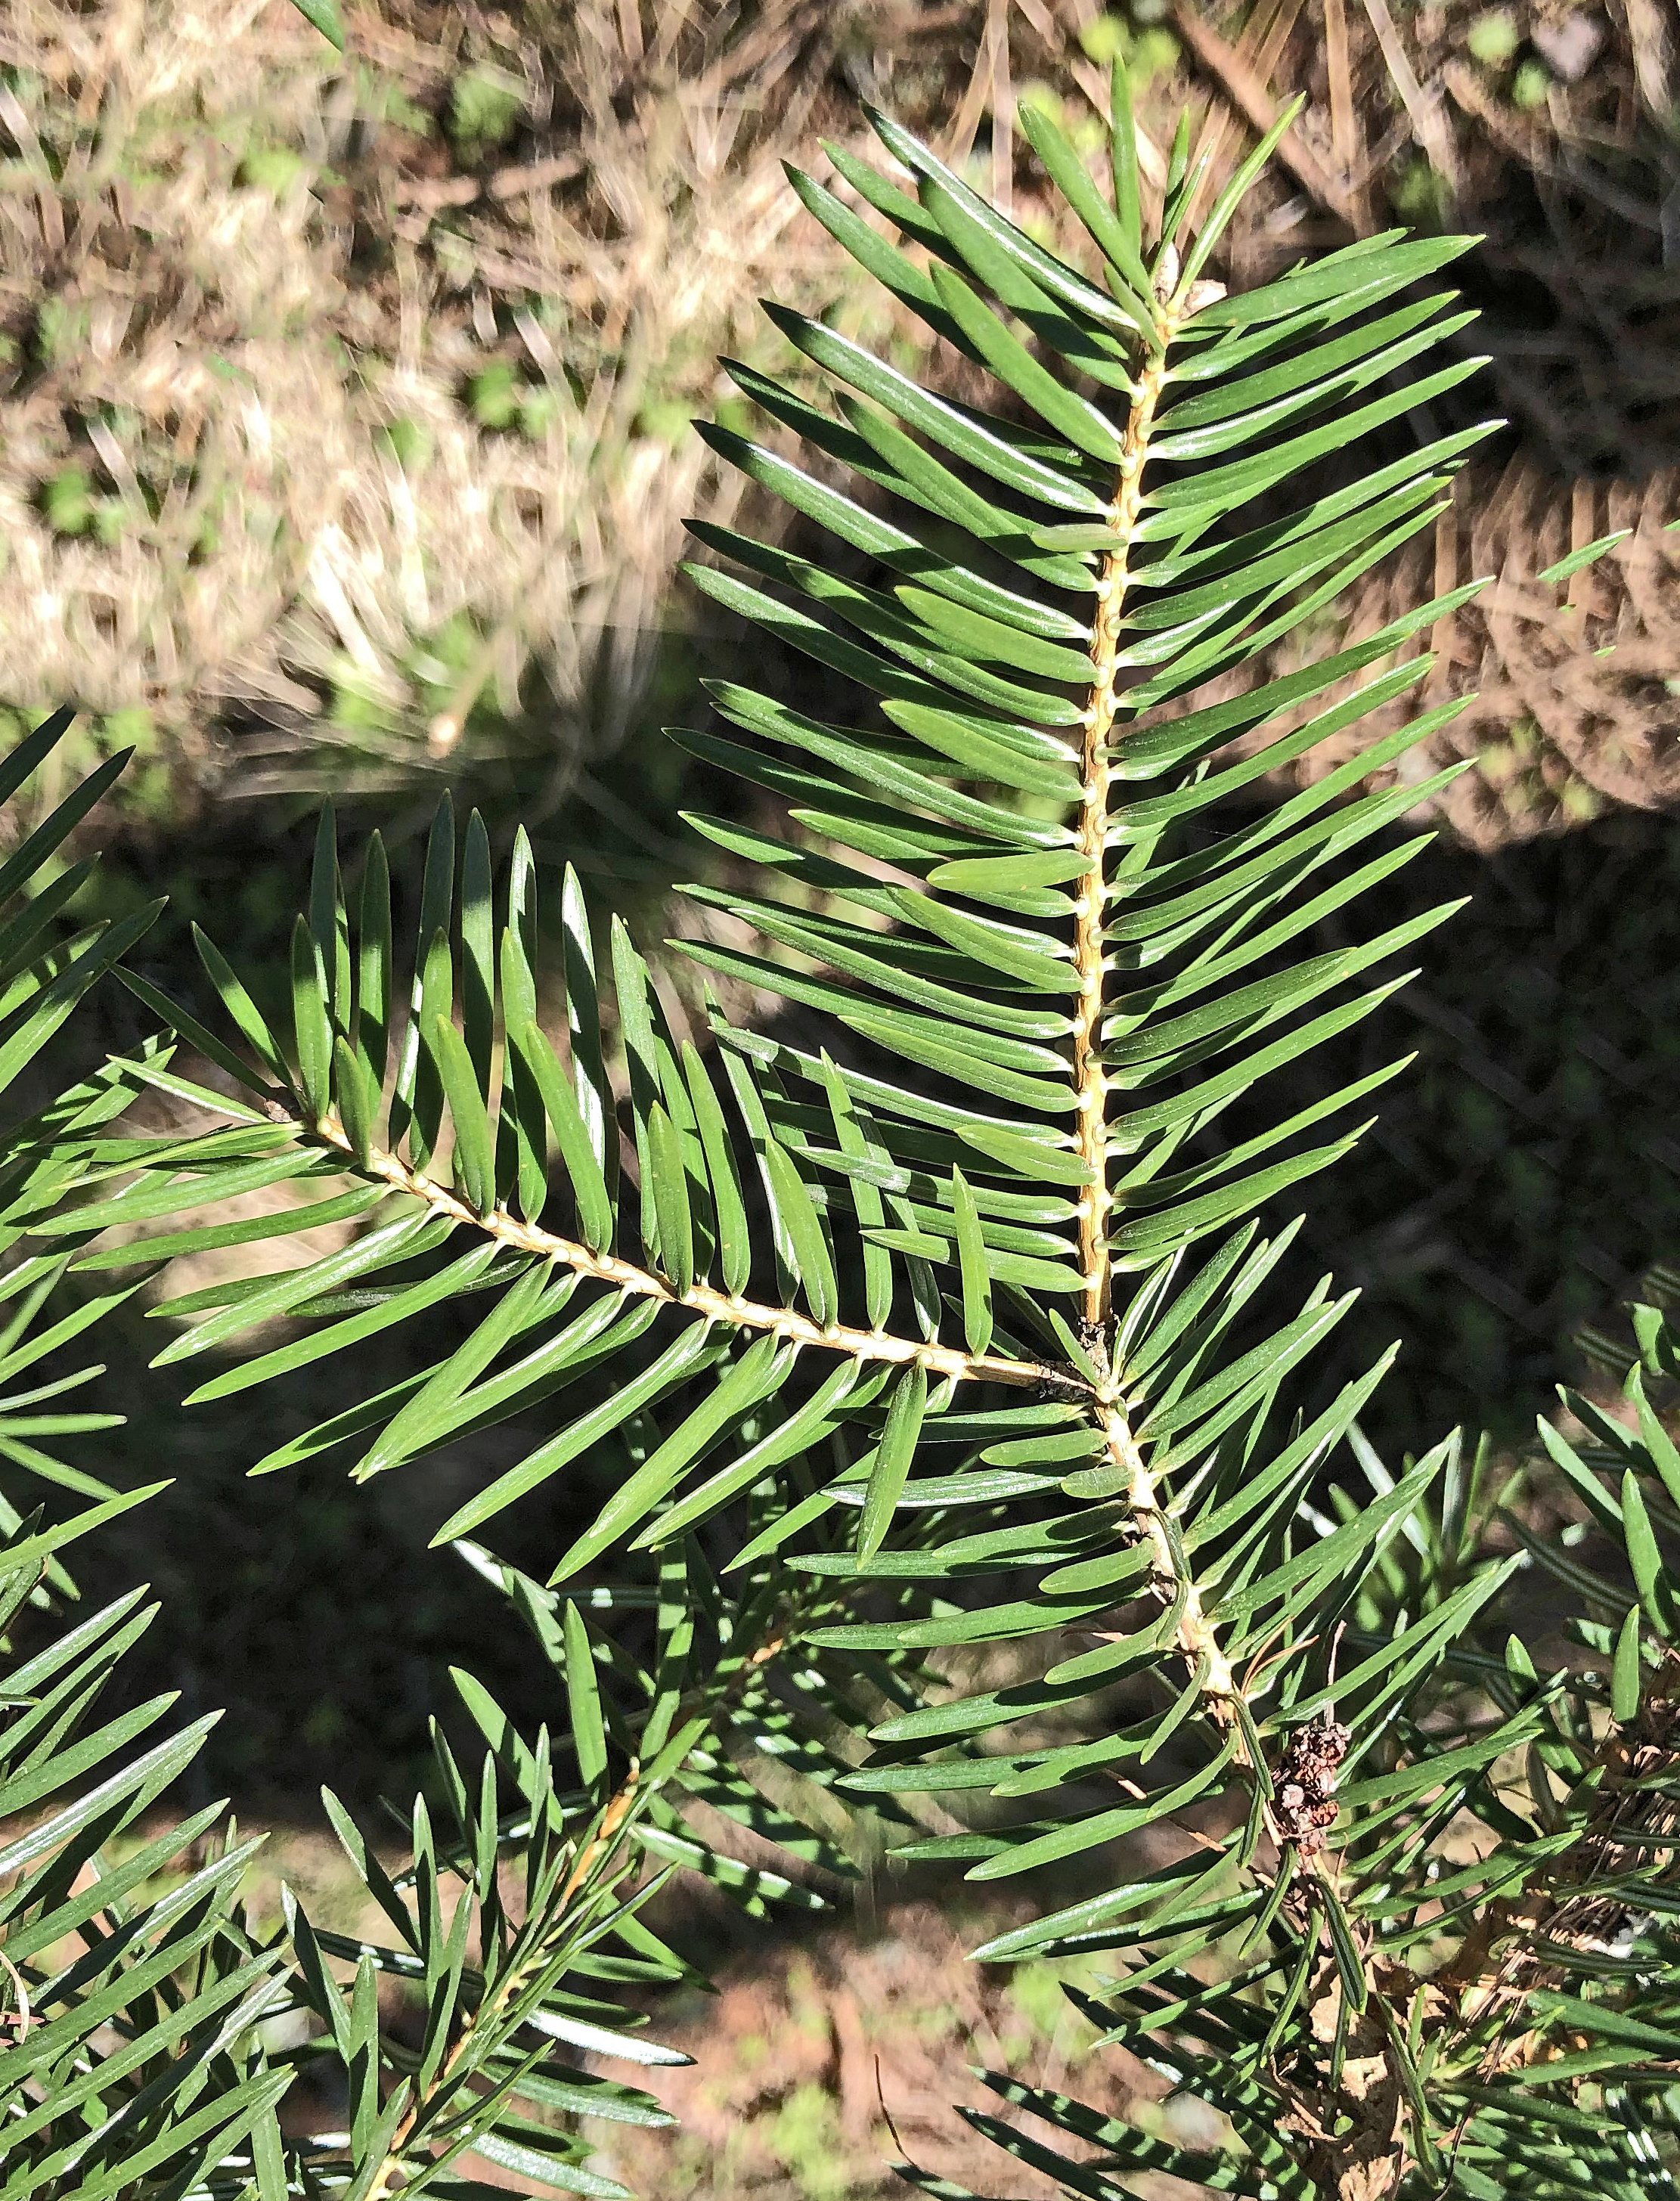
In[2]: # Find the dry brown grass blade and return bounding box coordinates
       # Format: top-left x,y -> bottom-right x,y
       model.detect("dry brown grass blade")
1322,0 -> 1368,226
1172,0 -> 1355,226
391,148 -> 584,212
987,0 -> 1014,215
17,0 -> 1198,819
1182,0 -> 1307,231
1358,0 -> 1460,197
941,3 -> 996,168
1181,0 -> 1269,226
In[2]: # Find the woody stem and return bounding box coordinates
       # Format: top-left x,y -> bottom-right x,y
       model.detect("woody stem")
1074,299 -> 1179,1339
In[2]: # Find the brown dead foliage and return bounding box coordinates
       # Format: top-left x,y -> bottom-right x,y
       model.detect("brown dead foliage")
0,0 -> 842,801
1195,457 -> 1680,846
1384,460 -> 1680,847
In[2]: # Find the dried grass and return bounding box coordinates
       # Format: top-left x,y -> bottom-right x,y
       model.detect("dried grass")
0,1 -> 922,807
2,7 -> 342,724
1,0 -> 1676,842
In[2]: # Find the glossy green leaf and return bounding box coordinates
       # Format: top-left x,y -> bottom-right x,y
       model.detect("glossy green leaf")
332,1033 -> 374,1170
1198,227 -> 1474,322
507,1012 -> 612,1256
699,423 -> 1084,643
1621,1470 -> 1670,1637
870,105 -> 1143,339
439,1312 -> 715,1549
951,1169 -> 993,1357
648,1104 -> 695,1297
762,1137 -> 838,1326
559,1335 -> 792,1576
859,1360 -> 928,1561
681,1043 -> 749,1296
354,1261 -> 556,1483
430,1015 -> 495,1216
110,966 -> 280,1104
1611,1604 -> 1644,1725
391,796 -> 455,1155
765,305 -> 1107,513
1016,95 -> 1151,304
926,262 -> 1124,462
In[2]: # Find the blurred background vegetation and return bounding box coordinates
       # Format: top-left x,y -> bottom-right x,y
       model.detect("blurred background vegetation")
2,0 -> 1678,2188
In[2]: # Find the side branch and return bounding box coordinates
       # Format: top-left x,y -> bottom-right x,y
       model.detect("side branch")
305,1114 -> 1062,1392
361,1605 -> 808,2199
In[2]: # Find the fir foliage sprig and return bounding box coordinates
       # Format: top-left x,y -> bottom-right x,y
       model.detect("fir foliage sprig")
12,37 -> 1677,2194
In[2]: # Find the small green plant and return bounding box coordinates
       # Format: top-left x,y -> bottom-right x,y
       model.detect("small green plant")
1466,8 -> 1522,67
39,463 -> 126,545
466,358 -> 559,439
32,298 -> 87,373
1390,149 -> 1455,228
769,2082 -> 851,2198
1078,11 -> 1179,82
375,414 -> 433,472
236,142 -> 308,196
448,66 -> 524,154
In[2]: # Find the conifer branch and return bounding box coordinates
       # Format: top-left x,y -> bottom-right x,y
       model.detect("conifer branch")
72,55 -> 1638,2193
358,1598 -> 814,2197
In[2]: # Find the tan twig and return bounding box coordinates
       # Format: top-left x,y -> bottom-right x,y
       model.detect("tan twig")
390,150 -> 585,212
1622,0 -> 1678,119
942,20 -> 994,169
0,79 -> 64,252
